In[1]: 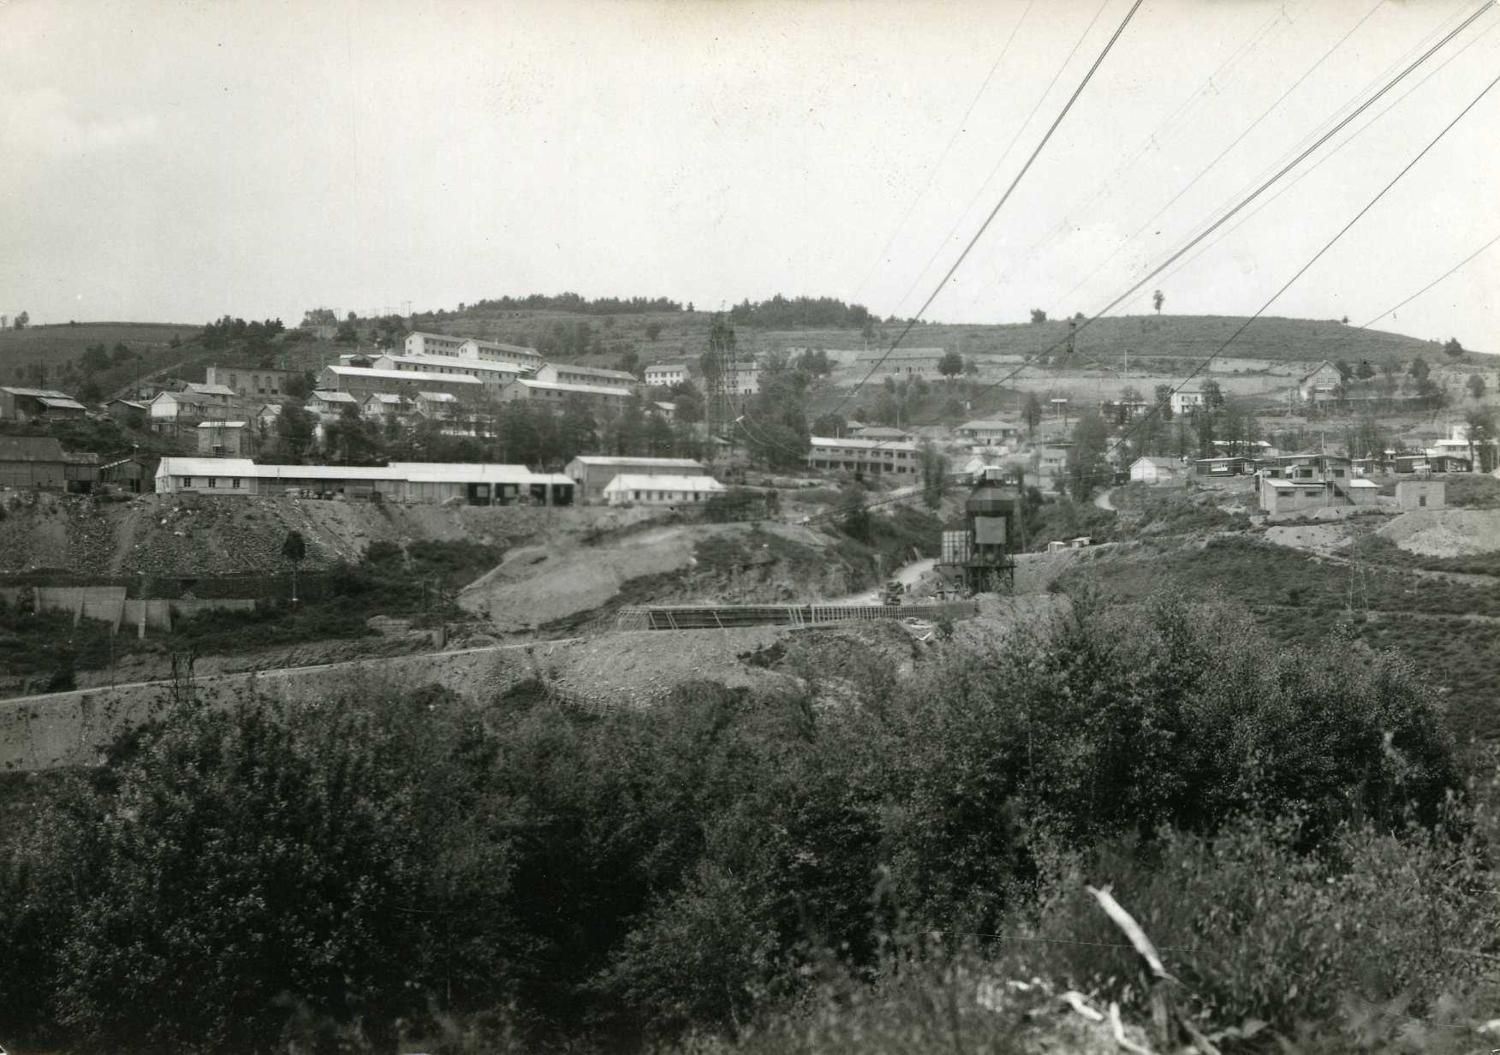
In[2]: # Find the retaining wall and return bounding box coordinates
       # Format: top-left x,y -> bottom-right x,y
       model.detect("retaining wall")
0,587 -> 255,633
0,642 -> 569,774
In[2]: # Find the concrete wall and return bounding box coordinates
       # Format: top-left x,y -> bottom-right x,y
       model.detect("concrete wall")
0,642 -> 567,773
0,586 -> 256,633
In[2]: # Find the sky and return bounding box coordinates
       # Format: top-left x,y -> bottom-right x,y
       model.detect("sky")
2,0 -> 1497,349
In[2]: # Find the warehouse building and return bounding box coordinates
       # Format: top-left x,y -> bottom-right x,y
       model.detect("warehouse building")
317,364 -> 485,402
603,473 -> 726,507
806,436 -> 917,475
0,436 -> 98,491
500,377 -> 633,409
564,455 -> 708,502
0,386 -> 89,423
154,458 -> 574,505
371,353 -> 526,387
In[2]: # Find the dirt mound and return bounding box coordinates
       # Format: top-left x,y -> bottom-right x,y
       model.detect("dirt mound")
1377,509 -> 1500,557
0,492 -> 648,578
1264,523 -> 1352,556
539,628 -> 797,708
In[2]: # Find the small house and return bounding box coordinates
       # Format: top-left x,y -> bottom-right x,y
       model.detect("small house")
0,387 -> 89,423
1129,456 -> 1181,484
957,419 -> 1021,446
1259,476 -> 1335,515
196,421 -> 251,457
105,398 -> 149,427
1296,361 -> 1343,403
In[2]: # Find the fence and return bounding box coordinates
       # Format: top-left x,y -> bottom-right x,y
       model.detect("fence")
615,600 -> 977,631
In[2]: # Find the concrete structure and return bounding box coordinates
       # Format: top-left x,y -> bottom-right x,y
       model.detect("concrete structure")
806,436 -> 918,476
1296,361 -> 1343,403
0,436 -> 98,491
645,363 -> 687,387
372,353 -> 525,388
318,364 -> 485,401
155,458 -> 575,505
1395,479 -> 1445,510
1259,476 -> 1336,515
1129,456 -> 1181,484
603,473 -> 727,506
205,365 -> 298,400
533,362 -> 637,389
500,377 -> 632,408
0,386 -> 88,422
196,421 -> 251,456
565,455 -> 708,501
957,419 -> 1021,446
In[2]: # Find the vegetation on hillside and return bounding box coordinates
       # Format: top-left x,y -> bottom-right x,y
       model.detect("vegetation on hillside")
0,595 -> 1479,1054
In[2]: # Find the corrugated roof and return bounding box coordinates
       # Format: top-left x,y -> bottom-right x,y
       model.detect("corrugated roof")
196,421 -> 248,429
604,474 -> 727,493
185,382 -> 237,397
309,390 -> 359,403
37,396 -> 88,410
809,436 -> 918,452
2,387 -> 76,399
513,379 -> 631,397
157,458 -> 573,487
378,353 -> 522,374
549,362 -> 637,381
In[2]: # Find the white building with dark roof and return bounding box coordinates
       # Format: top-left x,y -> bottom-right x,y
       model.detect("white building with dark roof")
155,458 -> 576,505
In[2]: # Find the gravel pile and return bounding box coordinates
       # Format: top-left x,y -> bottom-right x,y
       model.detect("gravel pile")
1378,509 -> 1500,557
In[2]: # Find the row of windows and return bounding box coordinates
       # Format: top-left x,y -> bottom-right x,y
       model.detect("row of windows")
177,476 -> 243,489
631,490 -> 705,501
814,448 -> 912,459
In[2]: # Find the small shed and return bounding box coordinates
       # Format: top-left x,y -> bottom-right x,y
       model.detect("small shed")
1259,476 -> 1334,515
1129,456 -> 1181,484
1395,479 -> 1445,510
0,436 -> 97,492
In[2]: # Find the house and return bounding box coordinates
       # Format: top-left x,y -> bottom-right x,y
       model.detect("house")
305,390 -> 360,419
255,403 -> 284,432
1395,479 -> 1445,510
0,436 -> 98,492
1100,399 -> 1151,423
652,401 -> 677,422
182,381 -> 238,405
564,455 -> 709,502
1034,442 -> 1071,492
362,393 -> 409,421
148,389 -> 236,428
195,421 -> 251,457
1169,388 -> 1206,416
402,332 -> 467,358
155,458 -> 575,505
957,419 -> 1021,446
0,387 -> 88,423
805,436 -> 918,476
645,363 -> 687,387
1259,476 -> 1337,515
1296,361 -> 1343,403
204,366 -> 298,400
1428,422 -> 1498,472
1346,478 -> 1380,505
105,399 -> 149,427
1262,453 -> 1351,481
1192,456 -> 1252,478
401,332 -> 545,369
318,364 -> 484,402
414,391 -> 462,419
1130,456 -> 1181,484
532,362 -> 637,389
603,473 -> 727,507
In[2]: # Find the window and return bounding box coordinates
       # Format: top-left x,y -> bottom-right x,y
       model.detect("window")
208,477 -> 218,489
1418,494 -> 1427,507
231,477 -> 242,489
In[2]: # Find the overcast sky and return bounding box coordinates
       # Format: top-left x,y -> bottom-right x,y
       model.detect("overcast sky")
2,0 -> 1497,348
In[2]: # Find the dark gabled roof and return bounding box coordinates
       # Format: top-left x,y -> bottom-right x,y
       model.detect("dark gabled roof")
0,435 -> 69,463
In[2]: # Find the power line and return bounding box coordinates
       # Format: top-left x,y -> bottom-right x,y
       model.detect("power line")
1361,231 -> 1500,328
832,0 -> 1147,420
1054,0 -> 1386,311
849,0 -> 1036,305
935,0 -> 1495,425
1148,15 -> 1500,298
984,1 -> 1295,302
1100,66 -> 1500,467
885,0 -> 1115,322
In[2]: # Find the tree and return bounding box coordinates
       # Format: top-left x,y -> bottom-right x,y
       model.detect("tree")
1152,289 -> 1164,314
1465,408 -> 1496,472
644,322 -> 663,341
1334,359 -> 1353,383
1023,392 -> 1043,437
1355,359 -> 1376,381
111,342 -> 133,364
936,349 -> 965,382
617,348 -> 641,378
1153,383 -> 1175,422
1029,308 -> 1048,325
918,442 -> 948,510
79,344 -> 111,376
1443,338 -> 1465,359
283,370 -> 315,401
1408,356 -> 1430,383
1201,379 -> 1224,409
1467,373 -> 1486,401
1065,410 -> 1110,502
13,311 -> 28,329
282,530 -> 307,604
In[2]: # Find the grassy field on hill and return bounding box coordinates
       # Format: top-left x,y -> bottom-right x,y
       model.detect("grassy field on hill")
0,321 -> 197,368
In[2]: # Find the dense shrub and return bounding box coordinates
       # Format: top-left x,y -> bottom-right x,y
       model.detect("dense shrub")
0,596 -> 1472,1052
